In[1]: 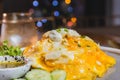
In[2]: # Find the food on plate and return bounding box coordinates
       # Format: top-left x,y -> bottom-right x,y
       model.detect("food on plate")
23,28 -> 116,80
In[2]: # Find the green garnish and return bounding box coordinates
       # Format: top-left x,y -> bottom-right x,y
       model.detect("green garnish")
56,28 -> 68,33
87,45 -> 90,47
0,41 -> 22,56
78,43 -> 81,47
64,28 -> 68,32
74,41 -> 77,43
59,48 -> 62,50
56,29 -> 61,33
81,35 -> 86,38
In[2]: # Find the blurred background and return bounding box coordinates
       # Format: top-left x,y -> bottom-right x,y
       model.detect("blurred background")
0,0 -> 120,48
1,0 -> 119,28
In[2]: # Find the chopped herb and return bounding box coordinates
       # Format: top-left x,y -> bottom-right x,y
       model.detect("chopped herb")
87,45 -> 90,47
62,39 -> 67,44
59,48 -> 61,50
65,35 -> 68,38
48,39 -> 52,43
64,28 -> 68,32
56,29 -> 61,33
78,43 -> 81,47
56,28 -> 68,33
0,41 -> 22,56
74,41 -> 77,43
81,35 -> 86,38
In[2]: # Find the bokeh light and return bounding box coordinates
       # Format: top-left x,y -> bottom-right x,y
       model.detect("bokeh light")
67,6 -> 73,12
52,0 -> 59,6
36,21 -> 43,27
33,0 -> 39,7
41,19 -> 48,23
54,11 -> 60,17
71,17 -> 77,23
65,0 -> 71,4
67,21 -> 74,27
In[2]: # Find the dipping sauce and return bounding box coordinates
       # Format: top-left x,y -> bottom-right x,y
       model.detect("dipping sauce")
0,56 -> 26,68
0,61 -> 25,68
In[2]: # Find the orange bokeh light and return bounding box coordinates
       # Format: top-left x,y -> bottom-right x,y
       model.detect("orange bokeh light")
71,17 -> 77,23
67,21 -> 73,27
65,0 -> 71,4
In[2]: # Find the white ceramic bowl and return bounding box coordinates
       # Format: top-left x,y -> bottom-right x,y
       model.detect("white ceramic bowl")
0,56 -> 31,80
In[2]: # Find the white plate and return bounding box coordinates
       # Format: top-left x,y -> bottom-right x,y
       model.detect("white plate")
97,46 -> 120,80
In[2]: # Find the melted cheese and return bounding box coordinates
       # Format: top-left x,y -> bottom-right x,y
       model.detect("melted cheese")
23,28 -> 116,80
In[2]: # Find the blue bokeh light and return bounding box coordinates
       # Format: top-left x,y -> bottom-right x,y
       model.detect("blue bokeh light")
67,6 -> 73,12
52,0 -> 59,6
41,19 -> 47,23
54,11 -> 60,17
33,0 -> 39,7
36,21 -> 43,27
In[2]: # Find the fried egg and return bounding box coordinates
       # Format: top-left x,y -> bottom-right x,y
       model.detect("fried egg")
23,28 -> 116,80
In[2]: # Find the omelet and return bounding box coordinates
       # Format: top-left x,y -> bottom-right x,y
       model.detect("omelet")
23,28 -> 116,80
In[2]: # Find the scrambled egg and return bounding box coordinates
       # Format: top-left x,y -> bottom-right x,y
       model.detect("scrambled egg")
23,28 -> 116,80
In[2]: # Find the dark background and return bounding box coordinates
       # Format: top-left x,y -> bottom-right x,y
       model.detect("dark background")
2,0 -> 106,16
0,0 -> 113,28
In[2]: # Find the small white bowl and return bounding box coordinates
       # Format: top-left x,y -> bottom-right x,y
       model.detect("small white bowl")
0,56 -> 31,80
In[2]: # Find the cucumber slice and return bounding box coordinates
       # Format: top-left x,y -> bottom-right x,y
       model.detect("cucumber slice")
25,69 -> 51,80
51,70 -> 66,80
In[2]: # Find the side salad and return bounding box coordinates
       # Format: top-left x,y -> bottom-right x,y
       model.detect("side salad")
0,41 -> 22,56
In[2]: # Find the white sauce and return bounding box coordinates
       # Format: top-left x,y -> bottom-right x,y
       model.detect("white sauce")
49,30 -> 62,42
48,29 -> 80,42
43,28 -> 81,62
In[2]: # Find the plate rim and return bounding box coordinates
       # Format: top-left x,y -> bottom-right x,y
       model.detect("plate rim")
101,46 -> 120,55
